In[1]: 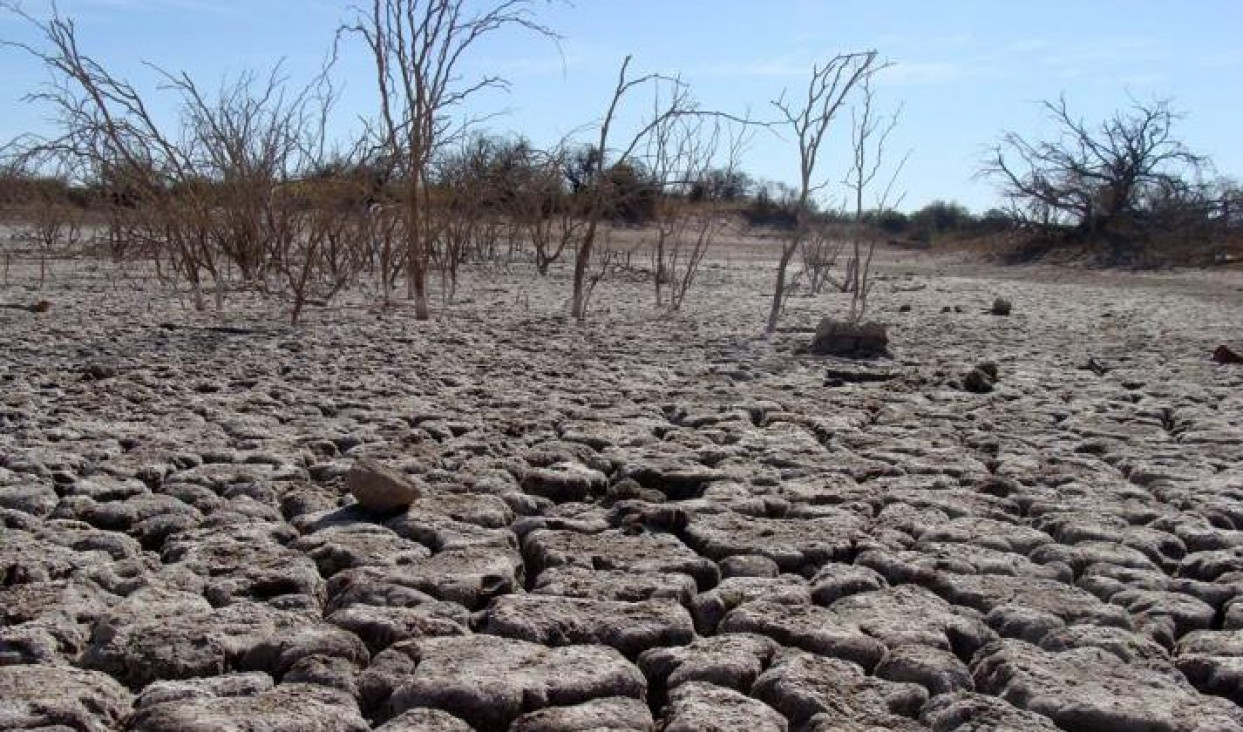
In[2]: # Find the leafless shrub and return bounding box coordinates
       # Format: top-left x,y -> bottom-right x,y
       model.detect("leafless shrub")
578,237 -> 619,319
285,179 -> 372,325
0,160 -> 85,284
798,222 -> 845,297
645,112 -> 747,311
4,2 -> 354,317
515,145 -> 586,276
367,202 -> 407,302
842,70 -> 906,321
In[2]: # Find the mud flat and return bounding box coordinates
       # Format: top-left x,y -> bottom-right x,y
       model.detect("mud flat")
3,245 -> 1243,730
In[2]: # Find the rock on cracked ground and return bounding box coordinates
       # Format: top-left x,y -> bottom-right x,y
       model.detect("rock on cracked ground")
3,252 -> 1243,731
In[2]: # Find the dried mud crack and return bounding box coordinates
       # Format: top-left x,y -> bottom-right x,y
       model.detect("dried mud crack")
3,254 -> 1243,731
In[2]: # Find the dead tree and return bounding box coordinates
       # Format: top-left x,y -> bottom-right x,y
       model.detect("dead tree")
2,4 -> 211,303
766,51 -> 879,333
343,0 -> 556,320
982,96 -> 1205,243
571,56 -> 696,320
4,160 -> 84,285
842,68 -> 907,320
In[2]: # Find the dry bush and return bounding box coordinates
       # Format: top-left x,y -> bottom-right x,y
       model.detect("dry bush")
516,146 -> 587,276
645,113 -> 746,311
565,56 -> 700,319
5,3 -> 364,320
798,222 -> 845,297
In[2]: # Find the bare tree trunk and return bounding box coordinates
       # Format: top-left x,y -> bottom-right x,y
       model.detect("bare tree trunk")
767,241 -> 797,331
571,223 -> 597,319
406,192 -> 431,319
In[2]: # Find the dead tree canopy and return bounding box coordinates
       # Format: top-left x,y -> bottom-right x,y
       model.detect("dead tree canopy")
984,96 -> 1206,239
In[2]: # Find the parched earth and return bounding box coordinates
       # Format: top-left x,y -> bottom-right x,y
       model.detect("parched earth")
3,246 -> 1243,731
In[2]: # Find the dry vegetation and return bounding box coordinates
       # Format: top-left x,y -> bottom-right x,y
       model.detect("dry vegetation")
0,0 -> 916,331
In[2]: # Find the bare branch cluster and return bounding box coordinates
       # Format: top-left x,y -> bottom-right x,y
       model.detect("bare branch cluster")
766,50 -> 882,332
983,96 -> 1207,240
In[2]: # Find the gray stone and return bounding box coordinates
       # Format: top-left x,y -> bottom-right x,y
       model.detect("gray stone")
921,691 -> 1061,731
875,644 -> 974,696
752,650 -> 927,728
127,682 -> 368,732
521,462 -> 608,504
690,576 -> 812,634
810,563 -> 887,605
83,600 -> 368,688
639,633 -> 779,698
135,672 -> 274,709
327,601 -> 469,654
532,565 -> 698,604
327,544 -> 523,610
828,585 -> 995,658
510,697 -> 654,731
375,708 -> 474,731
524,528 -> 718,591
292,524 -> 433,577
719,554 -> 781,578
683,510 -> 865,573
346,460 -> 423,512
719,601 -> 888,672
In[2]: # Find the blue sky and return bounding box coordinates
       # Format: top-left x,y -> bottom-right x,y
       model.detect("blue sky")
3,0 -> 1241,212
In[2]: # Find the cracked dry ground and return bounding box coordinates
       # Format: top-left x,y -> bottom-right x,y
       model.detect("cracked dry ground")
3,253 -> 1243,731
